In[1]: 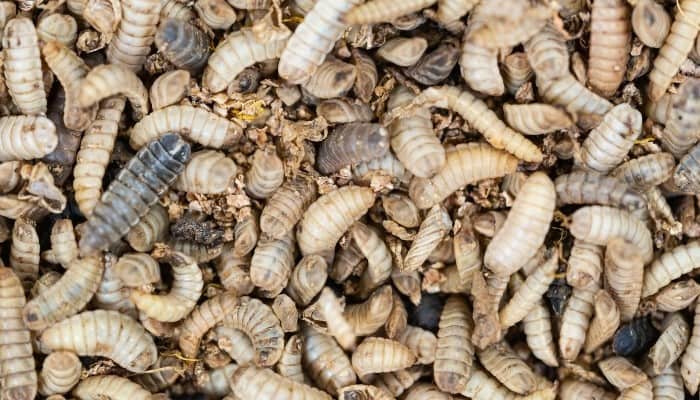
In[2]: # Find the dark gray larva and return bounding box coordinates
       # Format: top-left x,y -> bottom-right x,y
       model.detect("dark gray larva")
79,134 -> 191,255
155,18 -> 212,73
316,123 -> 389,174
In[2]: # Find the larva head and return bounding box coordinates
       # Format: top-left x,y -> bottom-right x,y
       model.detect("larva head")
408,177 -> 439,209
22,302 -> 46,331
158,133 -> 191,164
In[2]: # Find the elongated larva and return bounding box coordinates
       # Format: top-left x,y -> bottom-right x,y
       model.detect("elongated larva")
566,240 -> 603,289
585,289 -> 620,353
3,17 -> 46,115
261,175 -> 317,240
523,300 -> 558,367
405,42 -> 460,86
351,224 -> 392,296
174,150 -> 237,194
245,147 -> 284,200
250,232 -> 295,297
0,116 -> 57,162
23,256 -> 103,331
125,204 -> 168,252
0,266 -> 37,400
604,238 -> 644,321
277,335 -> 305,382
579,103 -> 642,174
503,103 -> 574,135
681,301 -> 700,394
524,23 -> 569,82
459,32 -> 504,96
155,19 -> 211,73
344,0 -> 436,24
599,356 -> 647,390
9,220 -> 40,291
78,64 -> 149,120
73,375 -> 152,400
404,205 -> 451,272
478,341 -> 536,395
317,123 -> 389,174
286,255 -> 327,306
352,152 -> 413,185
611,153 -> 676,190
537,73 -> 613,123
632,0 -> 671,48
647,0 -> 700,101
352,337 -> 416,377
223,296 -> 284,367
106,0 -> 160,71
461,366 -> 516,400
560,379 -> 616,400
471,271 -> 508,349
38,351 -> 81,396
231,366 -> 332,400
588,0 -> 631,97
560,282 -> 599,361
654,280 -> 700,312
317,98 -> 373,123
642,241 -> 700,297
434,295 -> 473,394
649,313 -> 690,374
344,285 -> 392,336
435,0 -> 479,28
178,291 -> 238,358
79,134 -> 190,255
500,252 -> 557,328
302,325 -> 356,395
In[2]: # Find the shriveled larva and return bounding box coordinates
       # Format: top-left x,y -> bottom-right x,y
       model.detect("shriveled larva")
125,204 -> 168,253
611,153 -> 676,191
155,19 -> 211,73
40,310 -> 157,372
560,379 -> 616,400
647,0 -> 700,101
434,295 -> 473,394
231,366 -> 332,400
41,219 -> 77,269
317,123 -> 389,175
536,73 -> 613,123
196,363 -> 239,397
459,33 -> 504,96
245,147 -> 285,200
405,42 -> 460,86
352,337 -> 416,377
0,116 -> 57,162
681,300 -> 700,394
37,14 -> 77,49
344,0 -> 436,24
344,285 -> 392,336
149,70 -> 190,111
178,291 -> 238,358
303,58 -> 357,99
73,375 -> 152,400
501,52 -> 533,95
0,266 -> 37,400
222,296 -> 284,367
388,85 -> 444,179
216,244 -> 254,295
649,363 -> 685,400
570,205 -> 653,264
38,351 -> 81,396
351,224 -> 392,296
672,142 -> 700,193
484,172 -> 555,276
500,252 -> 557,328
0,161 -> 21,194
10,219 -> 40,291
559,282 -> 599,361
204,27 -> 288,92
642,241 -> 700,297
277,335 -> 305,382
338,384 -> 395,400
478,341 -> 536,395
351,49 -> 378,103
524,23 -> 569,82
174,150 -> 237,194
503,103 -> 573,135
2,17 -> 47,115
23,256 -> 103,331
194,0 -> 236,30
382,193 -> 421,228
522,300 -> 558,367
395,325 -> 437,365
377,37 -> 428,67
286,255 -> 327,306
317,287 -> 356,350
278,0 -> 361,84
654,280 -> 700,312
604,238 -> 644,322
649,313 -> 690,374
106,0 -> 160,71
599,356 -> 647,390
584,289 -> 621,353
587,0 -> 631,97
404,205 -> 451,272
434,0 -> 479,28
0,2 -> 15,44
317,98 -> 373,124
632,0 -> 671,48
579,103 -> 642,174
250,232 -> 295,297
160,0 -> 196,21
302,325 -> 356,395
215,325 -> 256,365
461,366 -> 517,400
78,64 -> 149,120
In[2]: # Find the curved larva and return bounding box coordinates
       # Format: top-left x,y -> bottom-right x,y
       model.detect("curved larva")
106,0 -> 160,71
395,325 -> 437,365
233,209 -> 259,257
0,161 -> 21,194
245,147 -> 284,199
303,57 -> 357,98
42,219 -> 78,269
73,97 -> 127,217
435,0 -> 479,27
500,253 -> 557,328
73,375 -> 152,400
10,219 -> 40,291
278,0 -> 361,84
584,289 -> 620,353
522,300 -> 558,367
649,363 -> 685,400
0,116 -> 57,162
277,335 -> 305,382
92,254 -> 136,316
78,64 -> 149,120
462,367 -> 517,400
2,17 -> 46,115
22,256 -> 103,331
654,280 -> 700,312
203,27 -> 288,92
196,363 -> 239,398
560,379 -> 616,400
648,0 -> 700,101
611,153 -> 676,190
404,205 -> 451,272
344,285 -> 392,336
352,152 -> 413,185
168,239 -> 222,266
194,0 -> 237,30
588,0 -> 631,97
503,103 -> 574,135
37,13 -> 77,47
459,36 -> 504,97
536,73 -> 613,121
250,232 -> 296,297
345,0 -> 436,24
501,52 -> 533,95
555,171 -> 645,212
0,267 -> 37,400
642,241 -> 700,297
231,366 -> 332,400
317,123 -> 389,174
261,175 -> 317,240
484,172 -> 555,276
408,142 -> 518,209
559,283 -> 598,361
599,356 -> 647,390
649,313 -> 690,375
352,337 -> 416,377
125,204 -> 168,252
129,105 -> 242,149
388,86 -> 444,178
317,287 -> 356,350
130,251 -> 202,322
351,223 -> 392,296
434,295 -> 473,394
471,272 -> 508,349
301,325 -> 356,395
222,296 -> 284,367
632,0 -> 671,48
524,23 -> 569,81
569,206 -> 653,264
619,378 -> 653,400
178,291 -> 238,358
605,238 -> 644,322
298,186 -> 375,255
579,103 -> 642,173
149,69 -> 190,111
38,351 -> 81,396
40,310 -> 157,372
174,150 -> 237,194
215,325 -> 255,365
216,244 -> 254,296
155,19 -> 211,73
286,255 -> 327,306
478,341 -> 536,395
681,301 -> 700,394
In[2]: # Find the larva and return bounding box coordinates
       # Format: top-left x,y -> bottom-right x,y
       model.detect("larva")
352,152 -> 413,185
125,204 -> 168,253
467,1 -> 550,49
584,289 -> 620,353
222,296 -> 284,367
233,208 -> 259,257
579,103 -> 643,174
673,142 -> 700,193
405,42 -> 461,86
344,0 -> 436,24
30,271 -> 61,298
501,52 -> 533,95
566,240 -> 603,289
250,232 -> 296,297
588,0 -> 631,97
536,73 -> 613,123
303,57 -> 357,99
599,356 -> 648,389
0,195 -> 49,220
471,271 -> 508,349
286,255 -> 327,306
2,17 -> 47,115
604,238 -> 644,321
403,205 -> 451,272
434,0 -> 479,28
560,379 -> 616,400
301,325 -> 356,395
611,153 -> 676,190
203,27 -> 288,92
649,363 -> 685,400
298,186 -> 375,256
0,2 -> 15,44
0,161 -> 21,194
42,219 -> 78,269
618,378 -> 653,400
384,289 -> 408,339
632,0 -> 671,48
273,294 -> 299,333
22,256 -> 103,331
351,223 -> 392,296
500,252 -> 558,328
317,123 -> 389,175
524,23 -> 569,82
155,18 -> 211,73
503,103 -> 574,135
461,366 -> 517,400
230,366 -> 332,400
174,150 -> 237,194
197,363 -> 239,398
351,337 -> 416,377
216,244 -> 254,296
0,266 -> 37,400
39,310 -> 157,372
344,285 -> 392,336
149,69 -> 190,111
404,383 -> 451,400
0,116 -> 57,162
658,79 -> 700,158
522,299 -> 558,367
215,325 -> 256,365
277,0 -> 362,84
78,134 -> 191,256
81,0 -> 118,39
339,384 -> 394,400
194,0 -> 236,30
317,98 -> 373,124
160,0 -> 196,21
351,49 -> 377,103
106,0 -> 160,71
277,335 -> 305,382
642,241 -> 700,297
260,175 -> 317,240
10,219 -> 40,291
647,0 -> 700,101
382,194 -> 421,228
654,280 -> 700,312
478,341 -> 537,395
317,287 -> 356,350
434,295 -> 473,394
569,206 -> 653,264
377,37 -> 428,67
37,13 -> 77,48
395,325 -> 436,365
38,351 -> 81,396
559,282 -> 599,361
245,147 -> 285,200
387,85 -> 444,178
484,172 -> 555,276
681,300 -> 700,394
649,313 -> 690,374
459,33 -> 504,97
78,64 -> 149,121
73,375 -> 152,400
92,254 -> 136,316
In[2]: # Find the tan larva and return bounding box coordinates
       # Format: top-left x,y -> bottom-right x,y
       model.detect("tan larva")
391,268 -> 422,305
149,70 -> 190,111
317,287 -> 356,350
500,251 -> 558,328
351,49 -> 378,103
216,244 -> 254,296
301,325 -> 356,395
475,211 -> 507,239
106,0 -> 160,71
459,33 -> 504,96
92,254 -> 136,317
316,98 -> 373,124
501,52 -> 534,95
228,0 -> 271,9
461,366 -> 517,400
536,73 -> 613,123
250,232 -> 295,297
352,227 -> 391,297
286,255 -> 327,306
484,172 -> 555,276
260,175 -> 317,240
524,23 -> 569,82
402,383 -> 451,400
78,64 -> 149,120
681,300 -> 700,394
352,151 -> 414,185
344,285 -> 392,336
471,271 -> 508,349
642,241 -> 700,297
523,300 -> 558,367
0,161 -> 22,194
649,313 -> 690,375
22,256 -> 103,331
160,0 -> 196,20
303,58 -> 357,99
599,356 -> 648,390
377,37 -> 428,67
272,294 -> 299,333
559,282 -> 599,361
277,335 -> 305,382
2,17 -> 47,115
231,209 -> 259,258
433,295 -> 473,393
566,240 -> 603,289
604,237 -> 644,322
215,325 -> 256,365
654,280 -> 700,312
222,296 -> 284,367
467,0 -> 551,49
72,375 -> 152,400
478,341 -> 536,395
10,219 -> 40,291
351,337 -> 416,377
403,205 -> 451,272
647,0 -> 700,101
619,378 -> 653,400
0,2 -> 15,44
632,0 -> 671,48
245,147 -> 285,200
173,150 -> 237,194
385,289 -> 408,339
0,267 -> 37,400
657,79 -> 700,158
31,271 -> 61,298
231,366 -> 332,400
113,253 -> 160,290
344,0 -> 435,24
570,205 -> 653,264
82,0 -> 120,38
37,14 -> 77,49
338,384 -> 395,400
588,0 -> 631,97
503,103 -> 573,135
434,0 -> 480,29
41,219 -> 77,269
0,116 -> 57,162
584,289 -> 621,353
178,291 -> 238,358
452,222 -> 481,283
194,0 -> 237,30
611,153 -> 676,191
395,325 -> 437,365
196,363 -> 239,398
38,351 -> 81,396
381,194 -> 420,229
560,379 -> 616,400
649,363 -> 685,400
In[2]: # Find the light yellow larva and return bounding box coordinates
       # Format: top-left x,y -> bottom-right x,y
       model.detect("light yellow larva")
72,375 -> 152,400
38,351 -> 81,396
10,219 -> 40,291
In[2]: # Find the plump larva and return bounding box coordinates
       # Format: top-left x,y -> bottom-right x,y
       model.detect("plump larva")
250,232 -> 296,297
317,287 -> 356,350
42,219 -> 78,269
503,103 -> 574,135
303,58 -> 357,99
79,134 -> 191,256
215,325 -> 256,364
277,335 -> 304,382
536,73 -> 613,123
351,337 -> 416,377
344,285 -> 392,335
588,0 -> 631,97
0,267 -> 37,400
38,351 -> 81,396
555,171 -> 645,212
612,153 -> 676,190
467,1 -> 550,49
659,79 -> 700,158
681,301 -> 700,394
461,366 -> 516,400
178,291 -> 237,358
352,151 -> 413,185
222,296 -> 284,367
302,325 -> 356,395
604,238 -> 644,321
382,194 -> 421,229
78,64 -> 149,120
500,252 -> 558,328
459,32 -> 504,96
599,356 -> 647,390
569,206 -> 653,264
0,116 -> 57,162
216,244 -> 254,295
338,384 -> 394,400
23,256 -> 103,331
560,379 -> 616,400
155,19 -> 211,73
649,363 -> 685,400
395,325 -> 436,365
196,363 -> 239,397
2,17 -> 46,115
524,23 -> 569,82
642,241 -> 700,297
125,204 -> 168,252
10,220 -> 40,291
344,0 -> 436,24
233,209 -> 260,257
231,365 -> 332,400
559,283 -> 598,361
106,0 -> 160,71
632,0 -> 671,48
584,289 -> 620,353
194,0 -> 236,30
204,27 -> 288,92
245,147 -> 285,199
278,0 -> 362,84
0,2 -> 15,44
174,150 -> 237,194
73,375 -> 152,400
149,69 -> 190,111
351,224 -> 392,296
317,123 -> 389,174
403,205 -> 451,272
40,310 -> 157,372
649,313 -> 690,374
261,175 -> 317,240
317,98 -> 373,123
478,341 -> 536,395
523,299 -> 558,367
501,52 -> 533,95
647,0 -> 700,101
654,280 -> 700,312
673,142 -> 700,193
377,37 -> 428,67
405,42 -> 460,86
433,295 -> 473,394
92,254 -> 136,316
435,0 -> 479,28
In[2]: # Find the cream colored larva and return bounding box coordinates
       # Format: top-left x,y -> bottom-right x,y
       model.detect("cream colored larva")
588,0 -> 631,97
523,299 -> 559,367
277,335 -> 304,382
246,147 -> 285,200
524,23 -> 570,82
301,325 -> 356,395
106,0 -> 160,71
250,232 -> 296,298
604,238 -> 644,322
681,300 -> 700,394
10,219 -> 40,291
149,69 -> 190,110
174,150 -> 237,194
0,116 -> 57,162
73,375 -> 152,400
317,287 -> 357,350
478,341 -> 537,395
38,351 -> 81,396
178,291 -> 238,358
434,295 -> 474,394
78,64 -> 149,120
0,2 -> 15,44
536,73 -> 613,124
231,366 -> 332,400
261,175 -> 317,240
344,0 -> 436,24
344,285 -> 393,336
351,223 -> 392,297
41,219 -> 78,269
351,337 -> 416,377
286,255 -> 327,306
435,0 -> 480,29
501,52 -> 533,95
584,289 -> 620,353
2,17 -> 46,115
460,27 -> 505,96
222,296 -> 284,367
125,204 -> 168,253
92,254 -> 136,317
649,313 -> 691,375
559,282 -> 599,361
643,241 -> 700,297
654,280 -> 700,312
403,205 -> 452,272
